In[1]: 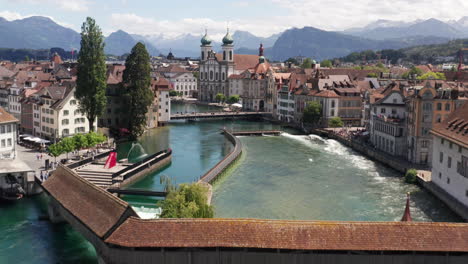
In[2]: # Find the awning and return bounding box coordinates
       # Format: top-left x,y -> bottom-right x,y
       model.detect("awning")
231,103 -> 242,108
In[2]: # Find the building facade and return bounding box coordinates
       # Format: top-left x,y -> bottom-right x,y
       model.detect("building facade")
0,107 -> 18,159
431,102 -> 468,207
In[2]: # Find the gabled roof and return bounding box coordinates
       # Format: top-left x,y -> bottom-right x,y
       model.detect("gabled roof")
431,101 -> 468,149
214,54 -> 260,71
42,165 -> 138,238
106,64 -> 125,85
106,218 -> 468,252
0,66 -> 14,79
0,106 -> 18,124
315,90 -> 340,98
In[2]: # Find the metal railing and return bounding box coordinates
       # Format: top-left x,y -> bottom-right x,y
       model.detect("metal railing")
67,150 -> 114,169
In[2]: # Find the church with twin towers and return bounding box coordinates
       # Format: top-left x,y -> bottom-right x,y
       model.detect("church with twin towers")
198,28 -> 271,110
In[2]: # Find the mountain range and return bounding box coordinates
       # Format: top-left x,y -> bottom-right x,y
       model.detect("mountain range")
0,16 -> 468,61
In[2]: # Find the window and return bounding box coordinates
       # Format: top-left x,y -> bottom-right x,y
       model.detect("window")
63,110 -> 69,116
62,129 -> 69,136
74,110 -> 81,115
448,156 -> 452,168
421,140 -> 429,148
6,124 -> 11,133
70,100 -> 77,105
439,172 -> 442,179
229,51 -> 233,61
1,139 -> 4,147
449,142 -> 453,149
7,138 -> 11,147
380,108 -> 386,114
441,138 -> 445,145
210,71 -> 213,80
439,152 -> 443,163
437,103 -> 442,110
423,103 -> 432,111
436,114 -> 441,123
331,100 -> 335,108
457,156 -> 468,177
62,119 -> 69,125
0,125 -> 4,134
445,103 -> 450,111
447,177 -> 450,184
460,146 -> 463,153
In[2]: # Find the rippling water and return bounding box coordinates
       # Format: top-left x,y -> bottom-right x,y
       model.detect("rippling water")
1,103 -> 461,263
212,133 -> 460,222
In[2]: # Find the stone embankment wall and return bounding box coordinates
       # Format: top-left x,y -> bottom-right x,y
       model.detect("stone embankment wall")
198,129 -> 243,204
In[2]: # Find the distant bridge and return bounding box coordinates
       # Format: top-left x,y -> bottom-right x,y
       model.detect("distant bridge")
170,112 -> 271,120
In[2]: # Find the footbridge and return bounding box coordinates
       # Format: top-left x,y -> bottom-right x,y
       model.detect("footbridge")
170,111 -> 270,120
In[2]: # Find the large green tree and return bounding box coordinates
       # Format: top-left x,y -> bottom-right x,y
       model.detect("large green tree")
159,183 -> 214,218
76,17 -> 107,132
320,59 -> 332,68
122,42 -> 153,139
328,117 -> 344,128
303,101 -> 322,126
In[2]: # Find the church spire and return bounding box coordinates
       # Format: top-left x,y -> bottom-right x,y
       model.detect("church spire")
259,43 -> 264,56
401,192 -> 412,222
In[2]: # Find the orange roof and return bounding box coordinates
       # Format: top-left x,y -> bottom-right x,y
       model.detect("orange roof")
431,101 -> 468,149
106,217 -> 468,252
315,90 -> 340,98
215,54 -> 260,71
0,107 -> 18,124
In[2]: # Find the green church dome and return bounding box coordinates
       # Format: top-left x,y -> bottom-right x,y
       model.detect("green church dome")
201,31 -> 212,46
222,30 -> 234,45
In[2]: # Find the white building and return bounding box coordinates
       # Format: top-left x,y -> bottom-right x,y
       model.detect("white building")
277,85 -> 295,123
31,83 -> 96,140
157,65 -> 197,98
0,107 -> 18,159
198,29 -> 259,102
150,76 -> 171,126
431,102 -> 468,207
369,83 -> 408,157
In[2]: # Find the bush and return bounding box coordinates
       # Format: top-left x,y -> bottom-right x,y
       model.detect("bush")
169,90 -> 178,97
328,117 -> 344,128
227,95 -> 240,104
405,169 -> 418,184
159,183 -> 214,218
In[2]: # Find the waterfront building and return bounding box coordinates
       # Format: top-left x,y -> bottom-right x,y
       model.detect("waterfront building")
294,85 -> 340,127
277,84 -> 296,123
431,101 -> 468,207
369,82 -> 408,157
406,81 -> 466,166
156,65 -> 197,98
0,106 -> 18,159
100,64 -> 126,129
198,30 -> 259,102
269,73 -> 291,119
30,82 -> 96,140
150,75 -> 171,126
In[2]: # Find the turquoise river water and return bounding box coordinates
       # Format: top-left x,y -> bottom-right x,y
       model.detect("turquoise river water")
0,102 -> 461,263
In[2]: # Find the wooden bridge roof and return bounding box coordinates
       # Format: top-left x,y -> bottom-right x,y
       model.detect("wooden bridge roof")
106,217 -> 468,252
42,165 -> 137,238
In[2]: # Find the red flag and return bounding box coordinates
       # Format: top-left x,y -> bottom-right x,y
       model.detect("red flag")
104,152 -> 117,169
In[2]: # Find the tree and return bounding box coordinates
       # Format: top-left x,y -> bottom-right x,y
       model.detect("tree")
402,66 -> 423,79
122,42 -> 153,139
320,59 -> 332,68
59,137 -> 75,159
48,143 -> 63,162
301,58 -> 313,69
376,62 -> 385,69
24,55 -> 30,62
302,101 -> 322,126
328,117 -> 344,128
76,17 -> 107,132
159,183 -> 214,218
86,131 -> 106,148
169,90 -> 178,97
227,95 -> 240,104
284,57 -> 299,66
215,93 -> 226,103
417,71 -> 446,80
73,134 -> 88,152
405,169 -> 418,184
367,73 -> 378,78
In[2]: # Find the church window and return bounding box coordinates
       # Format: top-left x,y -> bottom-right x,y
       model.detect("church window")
215,72 -> 218,80
229,51 -> 233,61
210,71 -> 213,80
222,72 -> 225,80
223,51 -> 226,61
201,51 -> 205,60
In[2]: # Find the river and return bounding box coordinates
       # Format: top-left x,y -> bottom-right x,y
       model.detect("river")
0,102 -> 461,263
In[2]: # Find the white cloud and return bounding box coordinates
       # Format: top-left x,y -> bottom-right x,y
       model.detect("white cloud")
4,0 -> 90,12
109,0 -> 468,39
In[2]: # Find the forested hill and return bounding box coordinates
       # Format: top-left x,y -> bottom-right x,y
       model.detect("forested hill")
338,39 -> 468,64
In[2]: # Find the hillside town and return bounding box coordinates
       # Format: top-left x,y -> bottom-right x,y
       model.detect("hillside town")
1,7 -> 468,263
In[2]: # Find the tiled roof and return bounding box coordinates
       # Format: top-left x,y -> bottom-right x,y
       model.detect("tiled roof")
0,66 -> 14,78
431,101 -> 468,149
42,165 -> 137,238
106,64 -> 125,84
106,218 -> 468,252
315,90 -> 340,98
228,74 -> 244,79
215,54 -> 260,71
0,106 -> 18,124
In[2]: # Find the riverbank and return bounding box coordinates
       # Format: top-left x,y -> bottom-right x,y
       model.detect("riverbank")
316,129 -> 467,222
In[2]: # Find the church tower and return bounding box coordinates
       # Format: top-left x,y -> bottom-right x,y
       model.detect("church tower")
200,29 -> 212,62
222,28 -> 234,62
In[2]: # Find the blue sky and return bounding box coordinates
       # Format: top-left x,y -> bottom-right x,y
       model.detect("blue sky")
1,0 -> 467,38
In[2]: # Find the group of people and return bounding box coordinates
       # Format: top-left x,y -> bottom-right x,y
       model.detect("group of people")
39,170 -> 49,182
